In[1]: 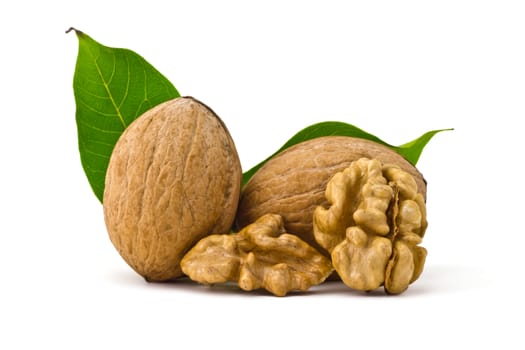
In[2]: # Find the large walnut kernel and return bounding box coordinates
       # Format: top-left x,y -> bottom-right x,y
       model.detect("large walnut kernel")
103,97 -> 242,282
236,136 -> 426,253
313,158 -> 427,294
181,214 -> 333,296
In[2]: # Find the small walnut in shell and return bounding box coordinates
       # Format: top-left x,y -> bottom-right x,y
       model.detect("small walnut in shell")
181,214 -> 333,296
313,158 -> 427,294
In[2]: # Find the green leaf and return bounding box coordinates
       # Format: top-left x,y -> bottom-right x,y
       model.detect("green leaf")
392,128 -> 453,165
242,121 -> 452,186
68,28 -> 180,202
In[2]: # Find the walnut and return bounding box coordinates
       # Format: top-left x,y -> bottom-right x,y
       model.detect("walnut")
181,214 -> 334,296
313,158 -> 427,294
236,136 -> 426,254
103,97 -> 242,282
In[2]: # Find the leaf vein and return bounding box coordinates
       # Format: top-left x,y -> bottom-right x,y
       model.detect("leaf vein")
83,148 -> 111,160
78,99 -> 120,118
77,85 -> 112,100
77,118 -> 122,134
91,48 -> 127,128
117,54 -> 132,113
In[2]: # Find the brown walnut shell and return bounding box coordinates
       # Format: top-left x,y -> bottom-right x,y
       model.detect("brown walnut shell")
103,97 -> 242,281
235,136 -> 426,253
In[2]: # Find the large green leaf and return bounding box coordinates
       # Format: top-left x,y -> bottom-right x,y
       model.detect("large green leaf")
68,28 -> 180,202
242,121 -> 452,186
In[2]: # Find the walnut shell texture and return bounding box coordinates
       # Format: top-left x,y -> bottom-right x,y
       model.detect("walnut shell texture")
104,97 -> 242,281
236,136 -> 426,253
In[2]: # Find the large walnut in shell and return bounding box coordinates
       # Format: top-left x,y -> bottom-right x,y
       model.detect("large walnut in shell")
181,214 -> 333,296
103,97 -> 242,282
236,136 -> 426,253
313,158 -> 427,294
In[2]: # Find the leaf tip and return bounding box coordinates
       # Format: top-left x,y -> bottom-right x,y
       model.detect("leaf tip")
65,27 -> 84,36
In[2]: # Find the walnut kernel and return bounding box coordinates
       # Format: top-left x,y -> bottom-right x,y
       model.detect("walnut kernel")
313,158 -> 427,294
181,214 -> 333,296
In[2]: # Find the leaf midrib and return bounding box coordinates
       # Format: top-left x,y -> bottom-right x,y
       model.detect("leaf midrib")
90,47 -> 128,129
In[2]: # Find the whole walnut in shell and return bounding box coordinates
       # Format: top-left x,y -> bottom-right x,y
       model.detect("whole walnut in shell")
236,136 -> 426,253
103,97 -> 242,282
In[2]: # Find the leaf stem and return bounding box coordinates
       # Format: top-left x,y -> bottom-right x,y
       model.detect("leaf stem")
66,27 -> 82,35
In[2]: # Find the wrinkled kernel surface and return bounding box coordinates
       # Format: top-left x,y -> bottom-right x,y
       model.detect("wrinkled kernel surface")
313,158 -> 427,294
181,214 -> 333,296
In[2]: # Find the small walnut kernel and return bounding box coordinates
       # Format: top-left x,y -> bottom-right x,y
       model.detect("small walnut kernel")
313,158 -> 427,294
181,214 -> 333,296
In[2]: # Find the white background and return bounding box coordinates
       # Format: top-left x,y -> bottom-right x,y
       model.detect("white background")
1,0 -> 524,349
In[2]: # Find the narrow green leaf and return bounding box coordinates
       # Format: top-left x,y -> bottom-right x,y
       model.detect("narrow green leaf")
242,121 -> 451,186
68,28 -> 180,202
